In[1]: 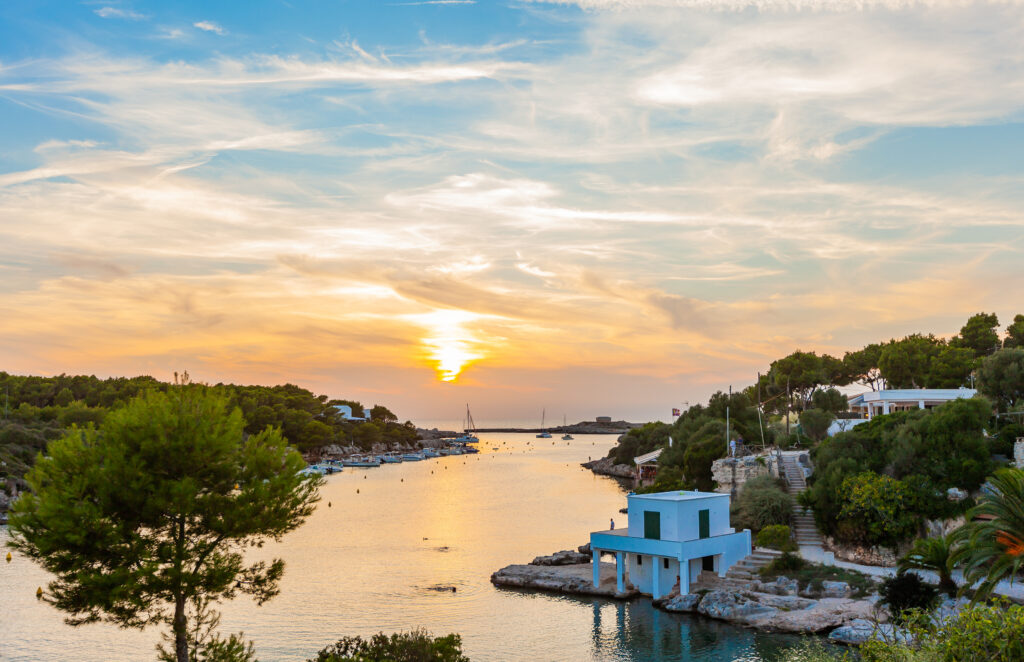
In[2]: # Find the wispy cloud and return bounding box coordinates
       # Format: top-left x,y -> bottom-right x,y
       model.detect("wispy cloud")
193,20 -> 226,35
94,6 -> 145,20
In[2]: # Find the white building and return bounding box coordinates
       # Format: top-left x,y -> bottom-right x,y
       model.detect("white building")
589,491 -> 751,599
847,388 -> 977,420
333,404 -> 367,422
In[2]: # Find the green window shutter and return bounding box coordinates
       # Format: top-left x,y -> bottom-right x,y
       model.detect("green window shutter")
699,509 -> 710,539
643,510 -> 661,540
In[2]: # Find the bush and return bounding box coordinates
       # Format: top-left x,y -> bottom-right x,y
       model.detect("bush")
756,524 -> 797,552
733,475 -> 794,533
309,630 -> 470,662
879,571 -> 938,624
761,552 -> 807,575
835,472 -> 919,548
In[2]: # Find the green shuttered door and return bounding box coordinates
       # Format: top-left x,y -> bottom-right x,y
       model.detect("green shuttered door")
643,510 -> 661,540
699,509 -> 710,539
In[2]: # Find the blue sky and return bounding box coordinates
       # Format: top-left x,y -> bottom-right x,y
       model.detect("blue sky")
1,0 -> 1023,422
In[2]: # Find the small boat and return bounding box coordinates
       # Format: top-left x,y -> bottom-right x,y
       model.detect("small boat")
457,404 -> 479,442
402,452 -> 425,461
381,453 -> 402,463
298,465 -> 327,476
344,456 -> 381,468
536,408 -> 552,438
561,415 -> 573,440
562,433 -> 574,440
462,445 -> 479,454
422,448 -> 441,458
491,446 -> 499,450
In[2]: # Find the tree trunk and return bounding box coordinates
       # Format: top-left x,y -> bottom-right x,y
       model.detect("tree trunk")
174,595 -> 189,662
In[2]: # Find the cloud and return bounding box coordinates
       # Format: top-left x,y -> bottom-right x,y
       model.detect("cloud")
193,20 -> 226,35
94,7 -> 145,20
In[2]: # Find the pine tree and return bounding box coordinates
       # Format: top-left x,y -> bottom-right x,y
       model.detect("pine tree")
7,378 -> 321,662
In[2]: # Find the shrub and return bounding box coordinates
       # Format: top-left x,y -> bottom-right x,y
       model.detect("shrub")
756,524 -> 797,552
879,571 -> 938,624
733,475 -> 795,533
836,472 -> 919,548
761,552 -> 807,575
309,630 -> 470,662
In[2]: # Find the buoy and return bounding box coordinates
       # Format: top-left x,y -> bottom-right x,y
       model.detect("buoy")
328,502 -> 332,508
5,552 -> 11,563
431,471 -> 434,474
36,587 -> 43,599
364,475 -> 367,479
357,489 -> 360,494
401,478 -> 404,482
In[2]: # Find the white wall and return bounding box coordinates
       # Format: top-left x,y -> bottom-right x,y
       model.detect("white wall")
627,494 -> 733,542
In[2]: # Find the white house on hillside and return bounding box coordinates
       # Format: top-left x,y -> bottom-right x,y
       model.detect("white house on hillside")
590,491 -> 751,599
848,388 -> 977,419
333,404 -> 367,422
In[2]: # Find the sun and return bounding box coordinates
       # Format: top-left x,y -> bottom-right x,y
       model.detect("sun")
410,310 -> 487,382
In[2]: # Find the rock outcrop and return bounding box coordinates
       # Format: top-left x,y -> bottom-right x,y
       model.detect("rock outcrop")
530,550 -> 592,566
491,563 -> 637,598
823,537 -> 899,566
581,456 -> 634,480
711,455 -> 775,495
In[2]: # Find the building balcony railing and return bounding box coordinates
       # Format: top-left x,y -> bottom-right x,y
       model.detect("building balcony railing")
591,529 -> 751,560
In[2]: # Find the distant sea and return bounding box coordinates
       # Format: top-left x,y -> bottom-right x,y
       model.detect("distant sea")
1,433 -> 807,661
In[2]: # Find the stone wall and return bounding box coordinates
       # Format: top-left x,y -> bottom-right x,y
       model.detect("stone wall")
711,454 -> 776,495
1015,438 -> 1024,469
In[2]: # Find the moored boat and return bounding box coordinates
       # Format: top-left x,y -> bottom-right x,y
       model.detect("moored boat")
402,452 -> 425,461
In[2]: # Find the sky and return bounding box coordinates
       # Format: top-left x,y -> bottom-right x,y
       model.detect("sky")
1,0 -> 1023,425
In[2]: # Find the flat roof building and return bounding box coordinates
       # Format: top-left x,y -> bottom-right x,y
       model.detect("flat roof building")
589,490 -> 751,598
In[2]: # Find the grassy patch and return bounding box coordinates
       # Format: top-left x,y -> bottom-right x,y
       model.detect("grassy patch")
759,555 -> 876,599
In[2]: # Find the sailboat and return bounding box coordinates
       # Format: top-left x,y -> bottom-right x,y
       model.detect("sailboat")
536,409 -> 552,438
455,404 -> 479,443
561,414 -> 574,440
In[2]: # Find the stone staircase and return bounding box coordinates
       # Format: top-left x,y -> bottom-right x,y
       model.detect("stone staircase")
779,454 -> 825,550
724,548 -> 783,580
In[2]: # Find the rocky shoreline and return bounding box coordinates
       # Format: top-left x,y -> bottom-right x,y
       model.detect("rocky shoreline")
491,549 -> 888,639
580,456 -> 634,480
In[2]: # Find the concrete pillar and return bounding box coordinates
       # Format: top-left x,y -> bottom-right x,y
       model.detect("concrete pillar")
615,552 -> 625,593
883,401 -> 890,415
593,549 -> 601,588
679,557 -> 689,595
652,556 -> 661,599
918,400 -> 925,409
866,404 -> 872,420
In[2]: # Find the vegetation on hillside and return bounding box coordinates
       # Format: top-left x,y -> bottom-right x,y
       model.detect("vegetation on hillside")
0,371 -> 416,484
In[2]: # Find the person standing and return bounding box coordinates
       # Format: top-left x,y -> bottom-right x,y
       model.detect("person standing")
609,518 -> 615,530
729,438 -> 736,457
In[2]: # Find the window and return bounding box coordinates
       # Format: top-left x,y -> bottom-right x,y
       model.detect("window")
698,509 -> 710,539
643,510 -> 661,540
663,558 -> 669,570
637,555 -> 642,566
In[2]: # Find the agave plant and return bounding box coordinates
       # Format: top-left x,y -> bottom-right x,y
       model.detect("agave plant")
954,468 -> 1024,600
899,533 -> 960,597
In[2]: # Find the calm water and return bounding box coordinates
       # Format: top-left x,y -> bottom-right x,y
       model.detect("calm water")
0,434 -> 804,661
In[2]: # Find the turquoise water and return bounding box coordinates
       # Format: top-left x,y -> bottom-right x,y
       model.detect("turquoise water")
0,433 -> 807,661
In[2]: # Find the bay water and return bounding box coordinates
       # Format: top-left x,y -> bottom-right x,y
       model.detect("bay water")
1,433 -> 806,661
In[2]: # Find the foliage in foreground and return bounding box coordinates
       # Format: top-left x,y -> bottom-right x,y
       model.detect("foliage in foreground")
756,524 -> 797,552
308,630 -> 469,662
7,383 -> 321,662
898,534 -> 960,598
879,572 -> 938,625
954,468 -> 1024,600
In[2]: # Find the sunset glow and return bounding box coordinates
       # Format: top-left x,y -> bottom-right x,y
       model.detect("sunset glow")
1,1 -> 1023,421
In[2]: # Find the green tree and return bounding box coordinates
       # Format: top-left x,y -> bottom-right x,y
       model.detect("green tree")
955,468 -> 1024,600
878,335 -> 942,389
836,472 -> 919,548
977,348 -> 1024,413
842,344 -> 885,391
768,351 -> 829,411
53,387 -> 74,407
799,409 -> 834,443
369,405 -> 397,423
927,346 -> 975,388
954,312 -> 1001,358
1004,314 -> 1024,349
7,384 -> 320,662
810,388 -> 847,415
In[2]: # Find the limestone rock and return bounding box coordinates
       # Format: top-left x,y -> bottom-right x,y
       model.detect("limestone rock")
661,593 -> 702,613
530,549 -> 592,566
581,457 -> 634,480
828,618 -> 876,645
697,590 -> 778,623
821,581 -> 851,598
711,455 -> 772,495
577,543 -> 592,555
763,598 -> 876,634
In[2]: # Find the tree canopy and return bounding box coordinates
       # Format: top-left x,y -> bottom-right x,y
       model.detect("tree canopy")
7,384 -> 321,662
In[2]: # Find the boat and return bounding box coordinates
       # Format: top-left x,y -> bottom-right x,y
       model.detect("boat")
402,452 -> 425,461
298,465 -> 327,476
462,445 -> 479,454
343,455 -> 381,467
456,404 -> 479,443
561,414 -> 574,440
422,448 -> 441,458
536,409 -> 552,438
381,453 -> 403,463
